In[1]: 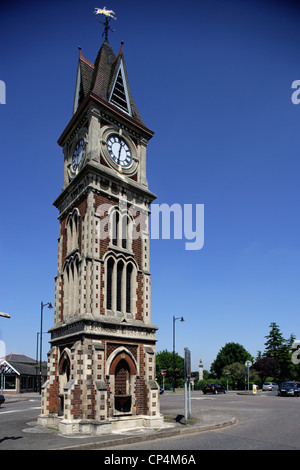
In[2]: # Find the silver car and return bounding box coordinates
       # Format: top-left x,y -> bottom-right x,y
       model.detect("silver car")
262,382 -> 278,391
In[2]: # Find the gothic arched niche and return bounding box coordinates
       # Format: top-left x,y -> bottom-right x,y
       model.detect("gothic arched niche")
109,351 -> 137,414
58,350 -> 71,416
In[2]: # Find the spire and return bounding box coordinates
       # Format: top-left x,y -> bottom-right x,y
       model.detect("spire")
73,46 -> 95,115
90,40 -> 145,125
72,9 -> 146,126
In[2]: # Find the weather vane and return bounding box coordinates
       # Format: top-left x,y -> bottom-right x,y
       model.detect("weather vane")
94,7 -> 117,42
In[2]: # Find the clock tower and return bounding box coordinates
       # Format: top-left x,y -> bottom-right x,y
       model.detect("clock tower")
39,30 -> 163,434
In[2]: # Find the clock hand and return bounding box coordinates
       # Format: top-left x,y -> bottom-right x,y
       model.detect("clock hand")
118,141 -> 126,162
117,143 -> 122,164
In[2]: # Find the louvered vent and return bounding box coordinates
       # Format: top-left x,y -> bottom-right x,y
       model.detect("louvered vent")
110,70 -> 129,113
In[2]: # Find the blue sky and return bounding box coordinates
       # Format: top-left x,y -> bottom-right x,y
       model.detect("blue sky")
1,0 -> 300,371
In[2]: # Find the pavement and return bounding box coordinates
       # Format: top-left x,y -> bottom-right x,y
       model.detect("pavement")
2,392 -> 237,450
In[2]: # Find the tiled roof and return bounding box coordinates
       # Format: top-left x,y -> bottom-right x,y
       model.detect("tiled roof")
4,353 -> 36,364
78,47 -> 94,95
78,40 -> 145,126
1,355 -> 47,376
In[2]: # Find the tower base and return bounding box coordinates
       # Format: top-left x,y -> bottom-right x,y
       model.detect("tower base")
38,413 -> 164,435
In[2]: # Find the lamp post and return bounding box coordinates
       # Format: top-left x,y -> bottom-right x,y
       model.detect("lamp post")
225,372 -> 230,392
39,301 -> 53,394
172,315 -> 184,392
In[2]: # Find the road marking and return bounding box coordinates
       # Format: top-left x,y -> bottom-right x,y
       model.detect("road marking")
1,410 -> 20,414
191,397 -> 215,400
0,407 -> 40,415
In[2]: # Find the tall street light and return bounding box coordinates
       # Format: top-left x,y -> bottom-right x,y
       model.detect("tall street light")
173,315 -> 184,392
39,301 -> 53,394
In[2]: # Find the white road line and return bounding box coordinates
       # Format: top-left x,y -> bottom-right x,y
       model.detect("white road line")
1,407 -> 40,415
191,397 -> 215,400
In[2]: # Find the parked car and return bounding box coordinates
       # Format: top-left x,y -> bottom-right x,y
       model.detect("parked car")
278,381 -> 300,397
0,395 -> 5,405
202,383 -> 226,394
262,382 -> 278,391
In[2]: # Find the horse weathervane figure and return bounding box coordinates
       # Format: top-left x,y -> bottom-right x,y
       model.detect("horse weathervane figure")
94,7 -> 117,42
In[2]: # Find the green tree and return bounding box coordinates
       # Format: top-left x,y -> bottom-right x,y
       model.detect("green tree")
156,350 -> 184,389
264,322 -> 285,358
263,322 -> 295,381
222,362 -> 245,390
211,342 -> 253,378
253,356 -> 280,384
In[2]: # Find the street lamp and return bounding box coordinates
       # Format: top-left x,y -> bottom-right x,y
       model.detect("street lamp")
172,315 -> 184,392
39,301 -> 53,394
225,372 -> 230,392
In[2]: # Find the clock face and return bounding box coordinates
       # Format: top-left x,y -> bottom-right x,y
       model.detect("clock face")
72,139 -> 85,171
106,135 -> 132,167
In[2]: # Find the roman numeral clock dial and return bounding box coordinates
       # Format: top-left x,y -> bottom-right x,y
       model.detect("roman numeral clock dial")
106,135 -> 132,167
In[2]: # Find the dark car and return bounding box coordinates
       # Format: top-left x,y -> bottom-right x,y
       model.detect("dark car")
278,381 -> 300,397
0,395 -> 5,405
202,383 -> 226,394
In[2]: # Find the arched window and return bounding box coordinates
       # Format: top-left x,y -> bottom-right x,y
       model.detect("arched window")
63,255 -> 80,319
66,208 -> 80,253
64,265 -> 70,317
106,258 -> 114,310
126,263 -> 133,313
122,215 -> 128,249
105,257 -> 136,315
109,207 -> 133,251
112,211 -> 119,246
116,260 -> 124,312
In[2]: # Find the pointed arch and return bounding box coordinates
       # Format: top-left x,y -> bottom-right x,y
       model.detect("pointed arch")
58,349 -> 71,416
126,262 -> 133,313
116,260 -> 124,312
66,208 -> 80,253
63,252 -> 81,319
108,206 -> 134,250
107,347 -> 138,377
106,257 -> 114,310
104,252 -> 137,315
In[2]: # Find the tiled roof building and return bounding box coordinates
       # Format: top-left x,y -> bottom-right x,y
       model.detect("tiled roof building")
0,354 -> 47,393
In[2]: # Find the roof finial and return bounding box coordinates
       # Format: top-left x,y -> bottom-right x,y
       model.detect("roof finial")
94,7 -> 117,42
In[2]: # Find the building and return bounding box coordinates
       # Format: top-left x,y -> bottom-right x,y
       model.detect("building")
39,21 -> 163,434
0,354 -> 47,393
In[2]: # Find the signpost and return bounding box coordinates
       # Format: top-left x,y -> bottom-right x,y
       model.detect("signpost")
184,348 -> 191,423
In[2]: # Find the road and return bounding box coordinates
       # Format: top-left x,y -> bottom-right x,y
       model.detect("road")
106,390 -> 300,451
0,396 -> 42,448
0,390 -> 299,450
